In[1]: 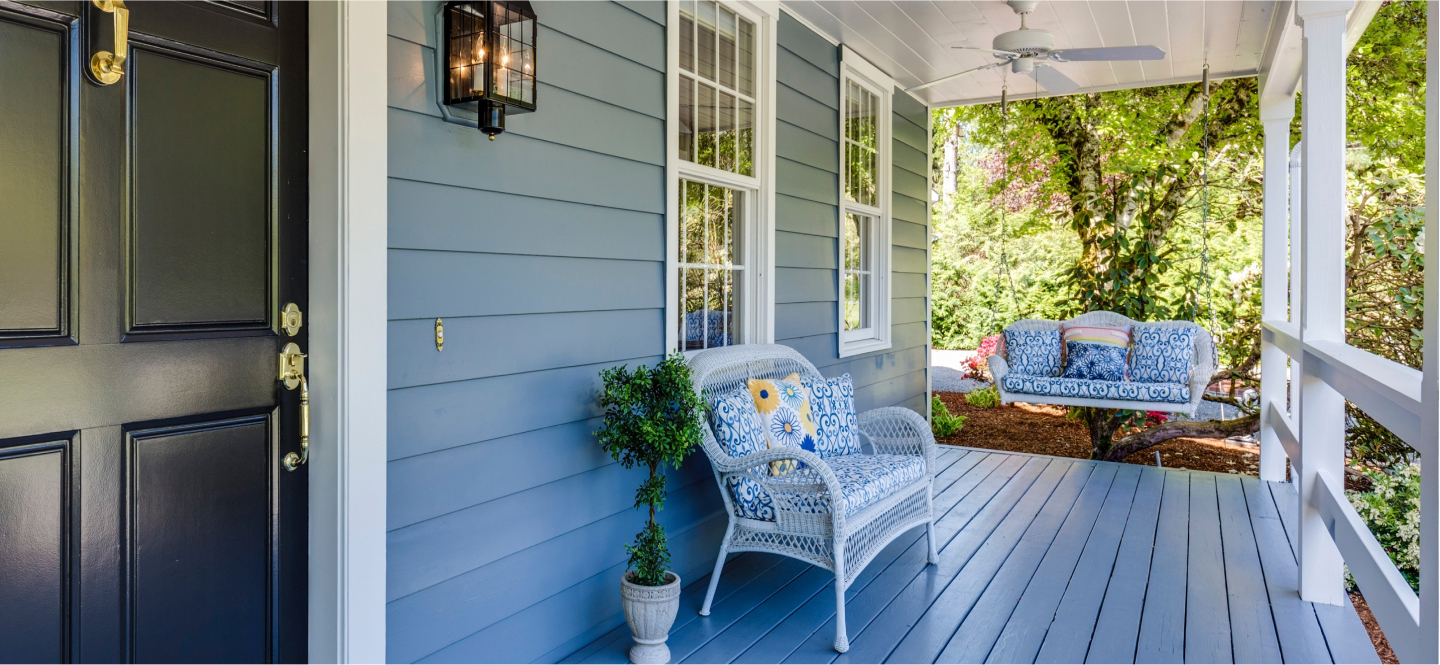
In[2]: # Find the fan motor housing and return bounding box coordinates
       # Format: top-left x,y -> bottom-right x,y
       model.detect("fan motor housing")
993,28 -> 1054,56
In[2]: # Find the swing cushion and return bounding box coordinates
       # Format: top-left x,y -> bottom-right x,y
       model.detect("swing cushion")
1061,341 -> 1129,382
1001,375 -> 1191,404
1129,325 -> 1197,384
1004,329 -> 1063,377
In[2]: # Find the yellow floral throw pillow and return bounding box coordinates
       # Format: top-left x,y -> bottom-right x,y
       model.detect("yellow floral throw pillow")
746,373 -> 819,476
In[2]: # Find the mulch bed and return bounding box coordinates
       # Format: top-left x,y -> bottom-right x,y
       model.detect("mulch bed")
932,391 -> 1262,475
933,390 -> 1391,662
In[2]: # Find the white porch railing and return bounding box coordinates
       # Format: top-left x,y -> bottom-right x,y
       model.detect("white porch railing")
1255,4 -> 1437,662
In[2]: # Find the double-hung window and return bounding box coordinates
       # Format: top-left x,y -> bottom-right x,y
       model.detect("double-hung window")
838,47 -> 893,357
669,0 -> 775,353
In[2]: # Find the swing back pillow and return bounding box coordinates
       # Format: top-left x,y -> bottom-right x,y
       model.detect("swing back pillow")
1003,329 -> 1062,377
1129,325 -> 1196,384
1061,341 -> 1130,382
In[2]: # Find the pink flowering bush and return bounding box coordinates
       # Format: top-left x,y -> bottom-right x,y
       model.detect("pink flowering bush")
965,334 -> 1002,381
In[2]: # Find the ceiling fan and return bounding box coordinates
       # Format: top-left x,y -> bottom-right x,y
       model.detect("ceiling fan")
907,0 -> 1165,94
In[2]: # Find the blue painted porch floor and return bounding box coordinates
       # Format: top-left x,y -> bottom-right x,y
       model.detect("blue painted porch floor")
564,447 -> 1378,664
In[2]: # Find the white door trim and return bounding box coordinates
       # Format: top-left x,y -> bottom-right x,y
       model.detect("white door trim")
307,2 -> 389,662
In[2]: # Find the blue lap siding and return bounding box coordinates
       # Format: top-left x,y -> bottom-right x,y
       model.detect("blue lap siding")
385,3 -> 929,661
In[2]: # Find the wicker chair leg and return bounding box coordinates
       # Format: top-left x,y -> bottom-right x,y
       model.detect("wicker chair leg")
926,487 -> 940,565
699,522 -> 734,616
833,542 -> 849,653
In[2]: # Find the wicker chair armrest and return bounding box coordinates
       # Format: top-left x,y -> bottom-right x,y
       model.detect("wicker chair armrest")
717,448 -> 850,529
857,406 -> 937,476
989,355 -> 1011,383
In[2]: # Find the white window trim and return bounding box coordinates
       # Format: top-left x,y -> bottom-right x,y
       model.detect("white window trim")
838,46 -> 893,358
666,0 -> 778,355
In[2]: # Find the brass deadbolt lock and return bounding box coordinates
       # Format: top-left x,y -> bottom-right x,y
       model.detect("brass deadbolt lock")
281,302 -> 303,336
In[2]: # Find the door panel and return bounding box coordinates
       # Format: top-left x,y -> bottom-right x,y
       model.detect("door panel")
0,2 -> 307,662
129,45 -> 270,332
0,438 -> 72,664
129,416 -> 273,663
0,15 -> 71,339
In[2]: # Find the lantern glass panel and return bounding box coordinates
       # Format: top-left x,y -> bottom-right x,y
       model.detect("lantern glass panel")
446,3 -> 487,103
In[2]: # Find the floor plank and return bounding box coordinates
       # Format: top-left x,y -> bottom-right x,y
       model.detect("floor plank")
663,557 -> 812,662
1033,464 -> 1144,664
1184,474 -> 1232,664
883,459 -> 1077,663
938,462 -> 1115,663
1215,475 -> 1283,664
1084,466 -> 1166,664
795,456 -> 1047,664
1134,470 -> 1191,664
986,463 -> 1124,664
1242,477 -> 1332,664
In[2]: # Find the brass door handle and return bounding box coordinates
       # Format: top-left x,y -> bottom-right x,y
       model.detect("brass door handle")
279,343 -> 309,471
90,0 -> 129,85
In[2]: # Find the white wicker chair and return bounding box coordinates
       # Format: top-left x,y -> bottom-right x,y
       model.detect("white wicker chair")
688,344 -> 939,654
990,310 -> 1218,415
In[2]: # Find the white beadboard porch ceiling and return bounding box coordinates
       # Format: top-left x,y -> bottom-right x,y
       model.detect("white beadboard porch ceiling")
781,1 -> 1282,108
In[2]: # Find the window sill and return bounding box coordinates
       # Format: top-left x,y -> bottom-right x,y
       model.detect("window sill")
838,336 -> 892,359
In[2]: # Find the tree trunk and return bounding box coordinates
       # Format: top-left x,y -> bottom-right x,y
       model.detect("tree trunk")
1080,408 -> 1123,459
1102,411 -> 1260,462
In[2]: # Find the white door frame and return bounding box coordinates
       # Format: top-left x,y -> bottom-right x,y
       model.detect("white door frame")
307,2 -> 389,662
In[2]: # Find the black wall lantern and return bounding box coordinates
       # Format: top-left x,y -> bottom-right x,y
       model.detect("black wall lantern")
442,1 -> 537,139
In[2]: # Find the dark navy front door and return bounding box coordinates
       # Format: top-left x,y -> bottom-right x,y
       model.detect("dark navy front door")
0,1 -> 308,662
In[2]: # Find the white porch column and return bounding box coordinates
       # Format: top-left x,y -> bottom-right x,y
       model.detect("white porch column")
1418,8 -> 1440,662
1289,143 -> 1303,427
1296,0 -> 1352,607
1260,103 -> 1294,483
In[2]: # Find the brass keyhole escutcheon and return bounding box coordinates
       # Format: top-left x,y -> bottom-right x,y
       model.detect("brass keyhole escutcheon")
281,302 -> 303,336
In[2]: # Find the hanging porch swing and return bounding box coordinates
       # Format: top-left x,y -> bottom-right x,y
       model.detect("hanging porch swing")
984,67 -> 1220,416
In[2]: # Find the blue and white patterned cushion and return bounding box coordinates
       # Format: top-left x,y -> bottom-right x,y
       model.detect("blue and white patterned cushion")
767,454 -> 926,518
710,389 -> 774,520
1130,325 -> 1196,384
1004,329 -> 1062,377
685,309 -> 732,348
1001,375 -> 1191,403
802,374 -> 861,458
1061,341 -> 1128,382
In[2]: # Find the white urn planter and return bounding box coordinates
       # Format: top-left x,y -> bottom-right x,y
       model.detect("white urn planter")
621,571 -> 681,664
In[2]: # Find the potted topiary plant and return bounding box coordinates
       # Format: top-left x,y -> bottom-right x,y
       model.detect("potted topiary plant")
595,352 -> 705,664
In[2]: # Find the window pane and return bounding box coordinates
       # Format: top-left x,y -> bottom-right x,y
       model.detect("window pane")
738,18 -> 754,97
843,213 -> 871,331
680,0 -> 695,73
679,179 -> 743,350
844,81 -> 879,207
717,92 -> 736,173
738,99 -> 753,177
698,83 -> 717,168
719,8 -> 736,90
679,75 -> 695,163
683,180 -> 706,263
697,1 -> 717,81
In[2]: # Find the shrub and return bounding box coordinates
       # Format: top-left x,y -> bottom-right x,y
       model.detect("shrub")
965,386 -> 1000,408
1347,462 -> 1421,591
965,335 -> 1002,380
594,353 -> 706,586
931,396 -> 967,438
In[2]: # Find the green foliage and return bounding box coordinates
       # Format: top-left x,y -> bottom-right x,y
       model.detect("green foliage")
1348,462 -> 1422,591
594,353 -> 705,586
931,396 -> 967,438
1346,1 -> 1427,173
965,386 -> 1000,409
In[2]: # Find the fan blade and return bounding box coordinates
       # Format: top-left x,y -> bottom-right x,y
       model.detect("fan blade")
952,46 -> 1020,58
1028,65 -> 1079,94
1048,45 -> 1165,62
906,61 -> 1007,93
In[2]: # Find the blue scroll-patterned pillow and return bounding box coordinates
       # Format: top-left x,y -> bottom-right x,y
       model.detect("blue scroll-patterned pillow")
1061,341 -> 1128,382
1004,329 -> 1063,377
710,388 -> 774,520
803,374 -> 861,458
1130,325 -> 1196,384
